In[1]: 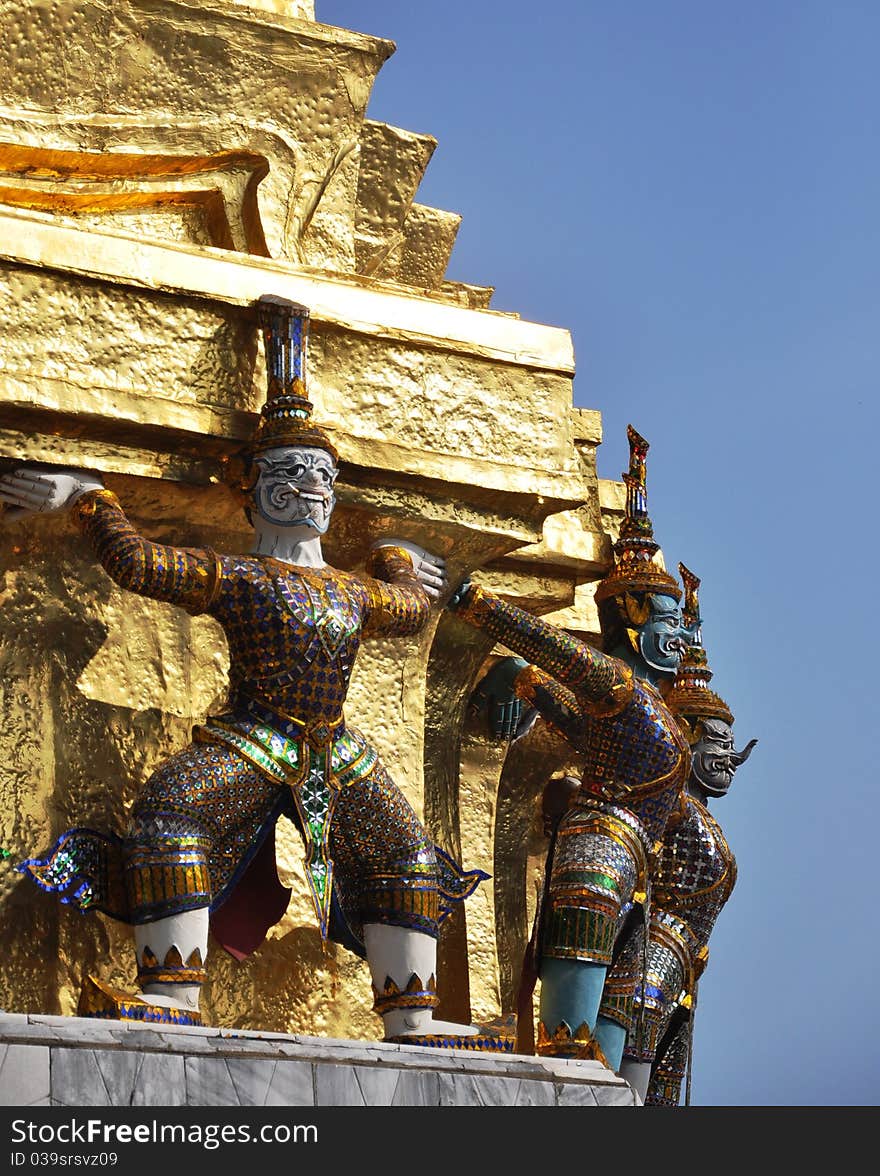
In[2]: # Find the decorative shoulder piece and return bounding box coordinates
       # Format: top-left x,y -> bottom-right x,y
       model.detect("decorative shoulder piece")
584,660 -> 635,718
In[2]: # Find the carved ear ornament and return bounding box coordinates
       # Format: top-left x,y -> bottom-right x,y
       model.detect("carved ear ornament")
219,450 -> 257,502
623,592 -> 652,627
678,562 -> 702,631
673,713 -> 702,747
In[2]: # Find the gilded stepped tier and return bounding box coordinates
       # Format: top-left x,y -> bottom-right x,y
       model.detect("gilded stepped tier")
0,0 -> 619,1045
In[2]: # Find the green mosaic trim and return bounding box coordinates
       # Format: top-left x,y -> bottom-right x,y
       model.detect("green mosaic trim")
309,860 -> 329,902
543,905 -> 618,964
201,725 -> 287,783
330,728 -> 362,771
335,745 -> 377,787
580,870 -> 620,894
294,752 -> 335,927
245,722 -> 302,770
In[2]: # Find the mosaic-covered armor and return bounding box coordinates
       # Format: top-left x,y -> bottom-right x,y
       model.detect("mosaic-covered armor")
459,426 -> 693,1069
618,565 -> 756,1103
624,792 -> 736,1064
644,1018 -> 689,1106
23,491 -> 457,951
451,577 -> 690,1058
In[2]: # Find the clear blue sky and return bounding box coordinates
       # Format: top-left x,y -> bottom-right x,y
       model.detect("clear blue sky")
318,1 -> 879,1106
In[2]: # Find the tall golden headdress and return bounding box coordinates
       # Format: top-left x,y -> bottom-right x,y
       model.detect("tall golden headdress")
250,295 -> 339,461
665,563 -> 734,741
594,425 -> 681,608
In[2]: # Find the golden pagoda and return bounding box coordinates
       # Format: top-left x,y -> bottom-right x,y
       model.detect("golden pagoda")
0,0 -> 624,1040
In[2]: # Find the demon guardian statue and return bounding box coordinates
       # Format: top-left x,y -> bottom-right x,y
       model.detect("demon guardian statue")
2,297 -> 499,1050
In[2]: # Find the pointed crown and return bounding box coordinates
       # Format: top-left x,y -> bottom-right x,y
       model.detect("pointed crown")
680,561 -> 702,633
250,295 -> 338,461
665,563 -> 734,734
594,425 -> 681,604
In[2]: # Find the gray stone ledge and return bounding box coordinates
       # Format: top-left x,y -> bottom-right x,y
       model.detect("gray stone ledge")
0,1012 -> 638,1107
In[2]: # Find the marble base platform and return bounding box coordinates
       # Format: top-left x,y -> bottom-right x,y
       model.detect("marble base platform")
0,1011 -> 639,1107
